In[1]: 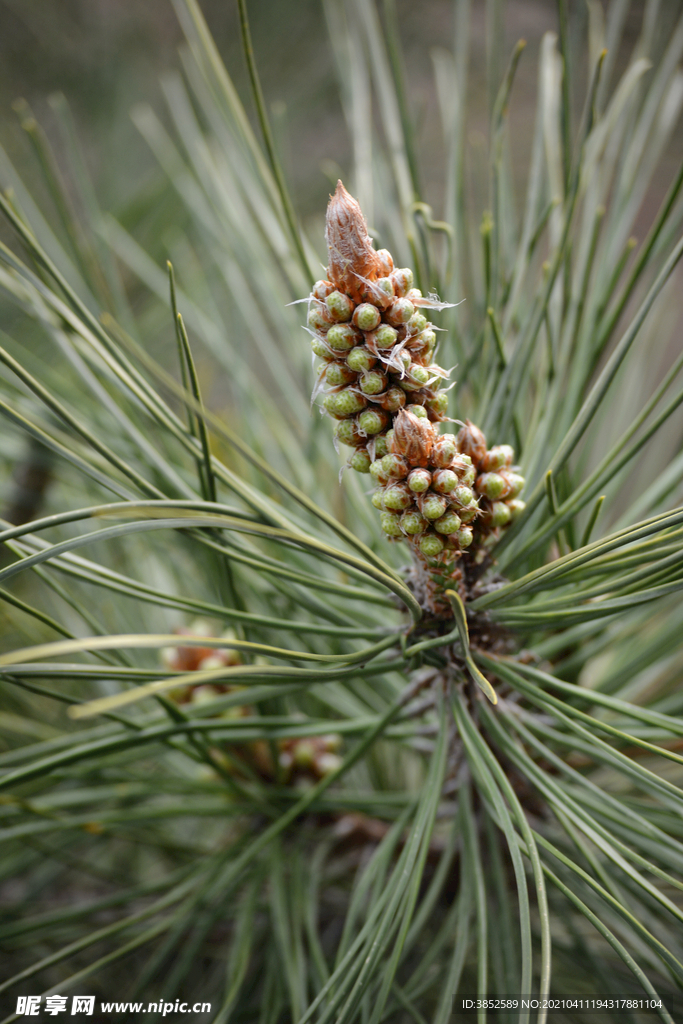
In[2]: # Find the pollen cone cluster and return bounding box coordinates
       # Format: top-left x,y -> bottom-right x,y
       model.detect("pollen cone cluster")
310,182 -> 525,614
163,621 -> 342,781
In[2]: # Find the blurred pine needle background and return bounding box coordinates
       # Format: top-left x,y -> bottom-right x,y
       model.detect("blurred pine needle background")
1,1 -> 683,1022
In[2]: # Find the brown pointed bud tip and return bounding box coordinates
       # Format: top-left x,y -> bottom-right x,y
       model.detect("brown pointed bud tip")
456,420 -> 487,466
325,181 -> 383,301
390,408 -> 435,466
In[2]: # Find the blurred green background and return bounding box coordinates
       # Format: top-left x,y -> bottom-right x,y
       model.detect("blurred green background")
0,0 -> 564,218
2,2 -> 681,240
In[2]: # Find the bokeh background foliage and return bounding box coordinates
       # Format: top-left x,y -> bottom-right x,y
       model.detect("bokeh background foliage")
1,0 -> 683,1021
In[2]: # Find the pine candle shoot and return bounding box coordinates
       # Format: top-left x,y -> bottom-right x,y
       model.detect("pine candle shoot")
309,182 -> 525,616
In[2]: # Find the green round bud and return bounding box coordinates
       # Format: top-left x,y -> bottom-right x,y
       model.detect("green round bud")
326,362 -> 356,386
431,435 -> 458,468
383,482 -> 413,511
352,303 -> 381,332
312,280 -> 334,301
371,489 -> 384,509
406,403 -> 428,419
420,328 -> 437,351
369,460 -> 389,485
349,449 -> 372,473
360,370 -> 388,395
490,501 -> 512,528
476,472 -> 508,500
381,454 -> 409,479
406,288 -> 422,302
457,526 -> 474,548
418,533 -> 445,557
401,364 -> 431,391
454,484 -> 475,506
426,391 -> 449,418
334,419 -> 365,448
390,268 -> 414,297
291,739 -> 316,768
480,447 -> 504,472
347,346 -> 377,372
482,444 -> 514,471
411,329 -> 436,365
325,389 -> 367,418
502,471 -> 525,499
327,323 -> 361,351
327,325 -> 360,354
308,302 -> 333,332
372,434 -> 390,459
420,493 -> 448,520
460,464 -> 476,486
385,429 -> 395,449
372,324 -> 399,349
407,312 -> 428,335
380,511 -> 403,537
374,277 -> 395,304
326,291 -> 355,322
508,498 -> 526,520
400,510 -> 427,535
386,298 -> 415,325
434,511 -> 462,535
322,394 -> 344,419
311,336 -> 332,360
379,386 -> 407,412
407,468 -> 431,493
459,505 -> 478,524
432,469 -> 458,494
358,408 -> 390,435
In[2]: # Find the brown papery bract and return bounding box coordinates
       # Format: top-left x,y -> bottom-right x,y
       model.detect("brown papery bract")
325,181 -> 383,301
456,420 -> 487,467
391,409 -> 435,467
